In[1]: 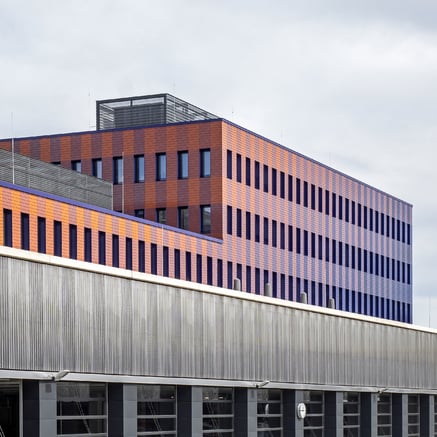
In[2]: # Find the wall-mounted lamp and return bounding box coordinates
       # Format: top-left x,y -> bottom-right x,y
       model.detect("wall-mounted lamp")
255,380 -> 270,389
52,370 -> 70,381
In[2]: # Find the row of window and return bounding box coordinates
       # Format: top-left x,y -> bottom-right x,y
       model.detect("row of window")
226,150 -> 411,245
227,207 -> 411,285
65,149 -> 211,184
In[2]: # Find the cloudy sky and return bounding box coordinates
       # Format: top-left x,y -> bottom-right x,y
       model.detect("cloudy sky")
1,0 -> 436,326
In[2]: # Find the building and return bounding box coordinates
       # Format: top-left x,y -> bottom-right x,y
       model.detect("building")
0,93 -> 413,323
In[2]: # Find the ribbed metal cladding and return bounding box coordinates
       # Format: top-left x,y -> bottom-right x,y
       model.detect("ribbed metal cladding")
0,149 -> 112,208
0,252 -> 435,389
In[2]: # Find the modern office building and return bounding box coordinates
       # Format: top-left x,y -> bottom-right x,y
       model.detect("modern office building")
0,93 -> 413,323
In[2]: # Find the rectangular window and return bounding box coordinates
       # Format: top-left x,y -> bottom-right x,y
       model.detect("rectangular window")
380,212 -> 385,235
255,214 -> 260,242
245,157 -> 251,186
156,208 -> 166,224
332,240 -> 336,264
125,238 -> 132,269
280,171 -> 285,199
134,154 -> 145,182
296,228 -> 301,254
271,169 -> 277,196
318,187 -> 323,213
3,209 -> 12,247
338,195 -> 343,220
163,246 -> 169,277
69,224 -> 77,259
112,235 -> 119,268
325,237 -> 329,262
185,252 -> 191,281
54,220 -> 62,257
227,206 -> 233,235
280,223 -> 285,250
288,175 -> 293,202
392,217 -> 396,239
236,208 -> 242,237
263,218 -> 269,245
84,227 -> 92,262
255,161 -> 260,189
303,181 -> 308,207
255,268 -> 261,294
236,153 -> 242,182
92,158 -> 102,179
397,219 -> 401,241
217,259 -> 223,288
272,272 -> 277,298
151,243 -> 157,275
288,225 -> 293,252
37,217 -> 46,254
174,249 -> 181,279
98,231 -> 106,265
311,232 -> 316,258
325,190 -> 330,215
177,151 -> 188,179
71,160 -> 82,172
263,165 -> 269,193
246,266 -> 252,293
351,201 -> 356,224
272,220 -> 277,248
369,208 -> 374,231
135,209 -> 145,219
156,153 -> 166,181
318,235 -> 323,260
113,157 -> 123,184
358,204 -> 362,226
338,242 -> 343,266
207,256 -> 213,285
311,184 -> 316,210
303,230 -> 308,256
296,178 -> 301,204
351,246 -> 355,269
364,206 -> 368,229
178,206 -> 188,230
138,240 -> 145,272
227,150 -> 232,179
246,211 -> 251,240
227,261 -> 233,289
21,213 -> 29,250
332,193 -> 337,218
200,149 -> 211,177
201,205 -> 211,234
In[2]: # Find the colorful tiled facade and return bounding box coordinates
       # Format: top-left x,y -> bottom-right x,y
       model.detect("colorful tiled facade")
0,96 -> 412,322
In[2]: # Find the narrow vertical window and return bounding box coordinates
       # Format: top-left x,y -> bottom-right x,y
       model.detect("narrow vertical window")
236,153 -> 242,182
288,225 -> 293,252
3,209 -> 12,247
255,268 -> 261,294
245,157 -> 251,186
156,153 -> 166,181
364,206 -> 368,229
125,237 -> 132,270
303,181 -> 308,207
255,214 -> 260,243
272,220 -> 277,248
338,195 -> 343,220
178,151 -> 188,179
296,178 -> 301,204
185,252 -> 191,281
37,217 -> 46,254
113,157 -> 123,184
84,227 -> 92,262
296,228 -> 301,254
280,171 -> 285,199
263,165 -> 269,193
246,266 -> 252,293
227,150 -> 232,179
71,160 -> 82,172
134,154 -> 145,182
351,201 -> 356,224
196,254 -> 202,283
303,230 -> 308,256
174,249 -> 181,279
318,235 -> 323,260
207,256 -> 213,285
280,223 -> 285,250
246,211 -> 251,240
200,149 -> 211,177
156,208 -> 167,225
217,259 -> 223,288
178,206 -> 189,230
311,184 -> 316,210
21,213 -> 29,250
236,208 -> 242,237
227,206 -> 233,235
227,262 -> 233,289
54,220 -> 62,257
318,187 -> 323,213
98,231 -> 106,265
325,190 -> 330,215
151,243 -> 157,275
263,218 -> 269,245
69,224 -> 77,259
163,246 -> 169,277
332,193 -> 337,218
271,169 -> 277,196
112,235 -> 119,268
92,158 -> 102,178
135,209 -> 145,219
201,205 -> 211,234
345,199 -> 350,222
311,232 -> 316,258
254,161 -> 260,189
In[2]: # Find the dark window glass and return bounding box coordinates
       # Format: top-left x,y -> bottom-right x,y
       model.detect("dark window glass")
363,249 -> 368,272
113,157 -> 123,184
227,150 -> 232,179
134,154 -> 145,182
151,243 -> 157,275
345,198 -> 350,222
201,205 -> 211,234
217,259 -> 223,287
138,240 -> 145,273
288,225 -> 293,252
303,230 -> 308,256
288,175 -> 293,202
245,157 -> 251,186
381,212 -> 385,235
375,211 -> 379,233
227,206 -> 232,235
296,178 -> 301,204
318,235 -> 323,260
255,268 -> 260,294
296,228 -> 301,254
272,220 -> 277,248
69,224 -> 77,259
156,208 -> 166,224
255,161 -> 260,189
351,201 -> 356,224
246,211 -> 251,240
135,209 -> 145,219
3,209 -> 12,247
272,169 -> 277,196
332,240 -> 337,264
125,238 -> 132,270
325,237 -> 329,262
280,223 -> 285,250
174,248 -> 181,279
392,217 -> 396,239
263,218 -> 269,245
98,231 -> 106,265
280,171 -> 285,198
236,153 -> 242,182
358,248 -> 362,271
280,274 -> 286,299
318,187 -> 323,213
227,262 -> 233,289
397,219 -> 401,241
338,242 -> 343,266
407,224 -> 411,245
21,213 -> 29,250
236,208 -> 242,237
325,190 -> 330,215
156,153 -> 166,181
402,222 -> 406,243
178,151 -> 188,179
364,206 -> 368,229
53,220 -> 62,257
178,207 -> 188,230
311,232 -> 316,258
369,208 -> 374,230
272,272 -> 277,298
338,195 -> 343,220
263,165 -> 269,193
246,266 -> 252,293
84,227 -> 92,262
358,204 -> 362,226
200,149 -> 211,177
112,235 -> 119,268
163,246 -> 169,277
351,246 -> 355,269
332,193 -> 337,218
207,256 -> 213,285
255,214 -> 260,243
311,184 -> 316,210
237,263 -> 242,283
71,160 -> 82,172
185,252 -> 191,281
303,181 -> 308,207
92,158 -> 102,178
264,270 -> 269,292
37,217 -> 46,254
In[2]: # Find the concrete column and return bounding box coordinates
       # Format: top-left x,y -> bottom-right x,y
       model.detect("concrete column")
123,384 -> 137,437
283,390 -> 304,437
234,388 -> 257,436
177,386 -> 202,437
360,392 -> 378,437
325,391 -> 343,437
39,381 -> 56,437
420,394 -> 434,437
392,393 -> 408,437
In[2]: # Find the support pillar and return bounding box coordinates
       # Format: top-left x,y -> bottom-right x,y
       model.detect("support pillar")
325,391 -> 343,437
360,392 -> 378,437
234,388 -> 257,436
283,390 -> 304,437
177,386 -> 202,437
420,394 -> 434,437
39,381 -> 56,437
392,393 -> 408,437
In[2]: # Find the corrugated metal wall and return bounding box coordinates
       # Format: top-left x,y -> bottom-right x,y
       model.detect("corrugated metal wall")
0,251 -> 435,389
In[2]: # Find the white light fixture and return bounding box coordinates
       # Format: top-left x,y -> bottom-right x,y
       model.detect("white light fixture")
52,370 -> 70,381
255,380 -> 270,388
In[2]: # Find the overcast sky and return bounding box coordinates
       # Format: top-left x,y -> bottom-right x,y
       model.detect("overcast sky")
1,0 -> 436,327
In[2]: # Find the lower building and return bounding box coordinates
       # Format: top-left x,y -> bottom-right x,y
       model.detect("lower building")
0,245 -> 435,436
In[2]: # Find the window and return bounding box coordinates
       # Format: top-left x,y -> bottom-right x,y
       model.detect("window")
338,195 -> 343,220
163,246 -> 169,277
246,211 -> 251,240
174,249 -> 181,279
207,256 -> 213,285
236,208 -> 242,237
288,225 -> 293,252
112,235 -> 119,268
3,209 -> 12,247
255,161 -> 260,189
263,165 -> 269,193
54,220 -> 62,256
84,227 -> 92,262
311,184 -> 316,210
303,181 -> 308,207
303,230 -> 308,256
217,259 -> 223,287
69,224 -> 77,259
280,223 -> 285,249
245,157 -> 251,186
178,151 -> 188,179
296,178 -> 301,204
227,206 -> 232,235
263,218 -> 269,245
296,228 -> 301,254
255,214 -> 260,242
325,190 -> 330,215
151,243 -> 157,275
113,156 -> 123,184
92,158 -> 102,178
236,153 -> 242,182
71,160 -> 82,172
318,187 -> 323,213
227,150 -> 232,179
98,231 -> 106,265
345,199 -> 350,222
280,171 -> 285,199
134,209 -> 145,219
21,213 -> 29,250
332,193 -> 337,217
134,154 -> 145,182
186,252 -> 191,281
197,254 -> 202,283
272,220 -> 277,248
200,149 -> 211,177
288,175 -> 293,202
156,208 -> 166,224
272,169 -> 277,196
255,268 -> 261,294
201,205 -> 211,234
124,238 -> 132,270
37,217 -> 46,254
156,153 -> 166,181
138,240 -> 145,273
178,206 -> 188,230
246,266 -> 252,293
